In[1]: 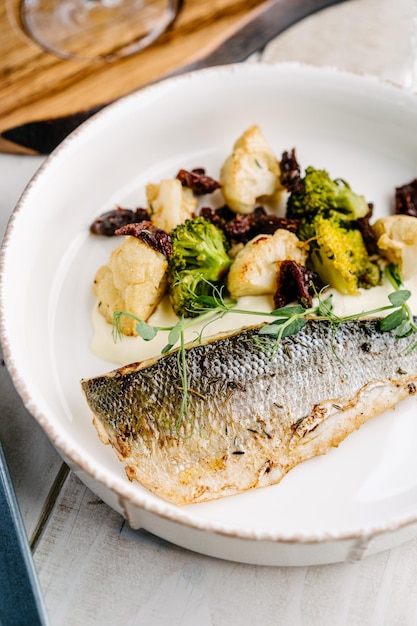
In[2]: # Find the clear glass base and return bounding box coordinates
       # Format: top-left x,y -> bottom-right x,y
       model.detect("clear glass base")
20,0 -> 180,61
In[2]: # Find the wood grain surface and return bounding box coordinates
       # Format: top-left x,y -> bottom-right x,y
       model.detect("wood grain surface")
0,0 -> 345,154
0,0 -> 267,152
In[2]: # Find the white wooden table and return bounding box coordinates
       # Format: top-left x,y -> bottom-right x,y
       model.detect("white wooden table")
3,1 -> 417,623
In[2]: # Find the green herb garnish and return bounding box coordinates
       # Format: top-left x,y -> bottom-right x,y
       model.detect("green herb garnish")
383,263 -> 417,351
112,263 -> 417,428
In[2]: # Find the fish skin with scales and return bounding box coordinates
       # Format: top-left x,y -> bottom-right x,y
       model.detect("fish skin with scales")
81,319 -> 417,505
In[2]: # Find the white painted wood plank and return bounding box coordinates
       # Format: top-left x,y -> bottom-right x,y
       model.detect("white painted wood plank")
34,472 -> 417,626
260,0 -> 416,90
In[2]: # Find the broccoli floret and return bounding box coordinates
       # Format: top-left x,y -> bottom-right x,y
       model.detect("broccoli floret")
309,215 -> 381,295
286,166 -> 369,221
296,218 -> 317,243
168,216 -> 232,317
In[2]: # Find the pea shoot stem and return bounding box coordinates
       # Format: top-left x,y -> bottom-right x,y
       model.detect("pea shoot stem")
111,263 -> 417,428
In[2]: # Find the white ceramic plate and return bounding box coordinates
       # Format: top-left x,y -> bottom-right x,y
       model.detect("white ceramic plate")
2,63 -> 417,567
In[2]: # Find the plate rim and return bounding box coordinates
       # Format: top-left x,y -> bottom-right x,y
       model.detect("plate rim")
2,60 -> 417,548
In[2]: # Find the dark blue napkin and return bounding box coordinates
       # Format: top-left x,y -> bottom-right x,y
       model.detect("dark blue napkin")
0,442 -> 49,625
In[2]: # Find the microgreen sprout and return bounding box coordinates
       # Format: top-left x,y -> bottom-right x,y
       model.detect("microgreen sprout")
112,263 -> 417,428
112,286 -> 235,355
383,263 -> 417,352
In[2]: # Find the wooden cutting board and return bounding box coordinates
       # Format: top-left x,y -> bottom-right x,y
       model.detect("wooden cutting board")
0,0 -> 266,152
0,0 -> 344,154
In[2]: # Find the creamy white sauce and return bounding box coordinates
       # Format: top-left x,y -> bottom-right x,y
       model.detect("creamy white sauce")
91,274 -> 417,366
329,274 -> 417,317
91,294 -> 273,365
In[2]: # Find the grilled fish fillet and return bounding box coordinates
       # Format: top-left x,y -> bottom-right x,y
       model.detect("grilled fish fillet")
81,319 -> 417,505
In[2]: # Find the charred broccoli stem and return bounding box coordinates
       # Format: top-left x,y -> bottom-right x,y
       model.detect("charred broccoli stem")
168,216 -> 232,317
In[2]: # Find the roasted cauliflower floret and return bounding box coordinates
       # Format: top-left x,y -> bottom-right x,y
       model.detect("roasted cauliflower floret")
220,125 -> 282,214
373,214 -> 417,280
227,229 -> 308,299
94,236 -> 168,336
146,178 -> 197,232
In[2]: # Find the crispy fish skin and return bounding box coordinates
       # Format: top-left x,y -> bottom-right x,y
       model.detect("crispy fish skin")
81,320 -> 417,505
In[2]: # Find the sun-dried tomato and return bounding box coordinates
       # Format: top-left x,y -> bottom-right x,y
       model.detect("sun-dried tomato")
280,148 -> 302,194
177,168 -> 220,195
353,204 -> 379,255
274,260 -> 322,309
90,206 -> 150,236
115,221 -> 172,257
224,207 -> 300,244
395,178 -> 417,217
199,205 -> 236,230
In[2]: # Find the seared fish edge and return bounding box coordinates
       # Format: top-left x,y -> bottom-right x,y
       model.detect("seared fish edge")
81,319 -> 417,506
